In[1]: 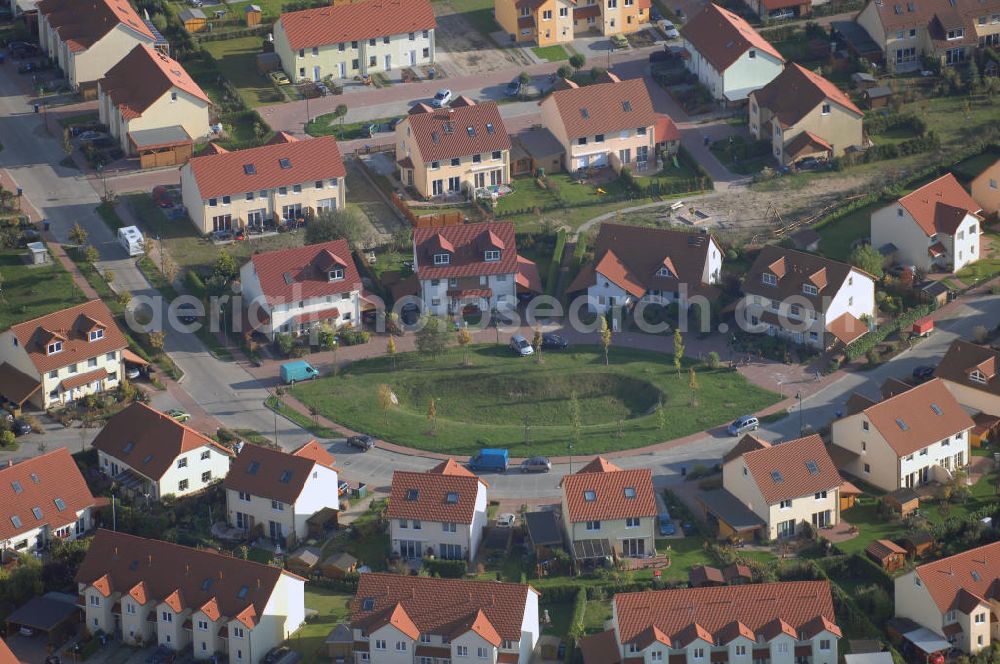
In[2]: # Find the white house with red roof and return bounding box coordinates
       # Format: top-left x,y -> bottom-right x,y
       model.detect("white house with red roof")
350,573 -> 539,664
387,459 -> 489,561
412,221 -> 540,317
580,581 -> 841,664
37,0 -> 161,94
97,45 -> 210,161
0,300 -> 127,409
871,173 -> 983,272
0,448 -> 103,553
274,0 -> 435,83
894,541 -> 1000,654
681,3 -> 785,103
77,529 -> 305,661
180,135 -> 346,235
239,239 -> 363,339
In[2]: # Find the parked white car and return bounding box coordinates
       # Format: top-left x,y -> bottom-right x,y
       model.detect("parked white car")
659,19 -> 680,39
430,88 -> 453,108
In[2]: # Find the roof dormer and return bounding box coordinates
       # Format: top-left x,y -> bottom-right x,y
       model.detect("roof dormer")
428,233 -> 454,265
656,256 -> 677,278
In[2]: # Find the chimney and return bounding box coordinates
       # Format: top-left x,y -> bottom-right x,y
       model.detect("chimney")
186,564 -> 190,575
257,578 -> 261,589
219,570 -> 224,580
148,554 -> 153,566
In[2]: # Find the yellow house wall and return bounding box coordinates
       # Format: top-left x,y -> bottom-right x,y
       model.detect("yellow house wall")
831,414 -> 900,492
971,161 -> 1000,217
71,24 -> 155,89
395,119 -> 510,198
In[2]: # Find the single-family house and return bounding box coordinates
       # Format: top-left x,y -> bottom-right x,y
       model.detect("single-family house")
0,448 -> 102,553
579,580 -> 841,664
239,239 -> 363,339
721,433 -> 844,540
412,221 -> 541,317
970,157 -> 1000,218
36,0 -> 162,96
180,135 -> 346,235
681,3 -> 785,103
97,45 -> 210,165
894,541 -> 1000,654
273,0 -> 435,83
349,572 -> 540,664
395,99 -> 511,199
224,440 -> 339,549
388,459 -> 489,561
92,402 -> 235,500
749,63 -> 864,166
0,300 -> 127,409
871,173 -> 983,272
831,378 -> 974,492
934,339 -> 1000,445
560,457 -> 657,560
77,529 -> 305,661
567,223 -> 723,316
742,246 -> 876,349
855,0 -> 1000,73
539,75 -> 659,172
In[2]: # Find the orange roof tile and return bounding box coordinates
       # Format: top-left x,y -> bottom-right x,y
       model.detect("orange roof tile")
913,541 -> 1000,614
681,3 -> 783,72
99,45 -> 208,120
369,603 -> 420,640
387,465 -> 485,524
860,378 -> 974,457
826,312 -> 868,345
247,240 -> 361,306
562,466 -> 656,523
92,403 -> 233,481
278,0 -> 436,50
654,114 -> 680,143
0,638 -> 19,664
576,456 -> 622,473
403,101 -> 511,163
10,300 -> 127,375
898,173 -> 982,237
414,222 -> 521,280
733,434 -> 842,505
751,64 -> 862,127
0,447 -> 100,542
543,77 -> 656,139
224,440 -> 336,505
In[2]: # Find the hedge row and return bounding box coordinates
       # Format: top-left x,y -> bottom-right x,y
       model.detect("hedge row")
422,557 -> 467,578
545,230 -> 567,296
844,302 -> 935,360
564,588 -> 587,664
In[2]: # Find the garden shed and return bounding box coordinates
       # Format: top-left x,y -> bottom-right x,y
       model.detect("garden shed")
325,624 -> 353,662
864,86 -> 892,110
286,546 -> 321,576
179,8 -> 207,32
900,531 -> 935,559
883,487 -> 920,518
839,480 -> 862,511
865,539 -> 907,572
320,551 -> 358,579
245,4 -> 262,26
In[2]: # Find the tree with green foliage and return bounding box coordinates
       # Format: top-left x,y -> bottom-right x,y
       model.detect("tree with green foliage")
148,331 -> 165,352
318,323 -> 337,350
386,335 -> 397,371
557,64 -> 573,79
457,326 -> 472,366
275,332 -> 295,356
590,66 -> 606,81
0,430 -> 15,448
532,326 -> 543,363
599,316 -> 611,365
83,245 -> 99,264
706,351 -> 720,369
849,243 -> 884,279
69,222 -> 88,247
415,315 -> 450,359
673,328 -> 684,376
306,206 -> 374,252
377,384 -> 393,425
213,249 -> 238,282
517,70 -> 531,99
688,367 -> 699,391
569,53 -> 586,70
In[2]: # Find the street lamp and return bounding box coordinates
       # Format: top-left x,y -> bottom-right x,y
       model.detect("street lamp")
795,391 -> 803,435
567,440 -> 573,475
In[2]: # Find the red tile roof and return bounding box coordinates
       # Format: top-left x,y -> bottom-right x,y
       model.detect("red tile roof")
38,0 -> 155,50
387,462 -> 485,524
186,135 -> 345,200
576,456 -> 622,473
898,173 -> 982,237
860,378 -> 974,457
866,539 -> 906,561
403,101 -> 511,163
99,45 -> 208,121
76,530 -> 298,628
562,464 -> 656,523
0,638 -> 18,664
0,363 -> 40,405
731,434 -> 842,504
934,339 -> 1000,399
544,77 -> 656,139
62,367 -> 109,391
246,240 -> 361,306
0,448 -> 99,542
567,224 -> 721,298
414,222 -> 521,280
9,300 -> 127,375
681,3 -> 783,72
751,63 -> 862,128
223,440 -> 336,505
654,114 -> 680,143
351,573 -> 536,641
92,402 -> 233,481
826,312 -> 868,345
580,630 -> 622,664
278,0 -> 436,50
614,581 -> 839,646
913,541 -> 1000,614
743,246 -> 865,315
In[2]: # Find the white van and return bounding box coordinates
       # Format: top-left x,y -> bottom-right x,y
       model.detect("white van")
118,225 -> 145,257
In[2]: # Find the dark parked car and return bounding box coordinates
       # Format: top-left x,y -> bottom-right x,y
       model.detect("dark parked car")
541,333 -> 569,350
17,61 -> 37,74
505,78 -> 523,96
348,434 -> 375,451
11,419 -> 32,436
263,648 -> 291,664
176,302 -> 199,325
912,365 -> 935,382
520,456 -> 551,473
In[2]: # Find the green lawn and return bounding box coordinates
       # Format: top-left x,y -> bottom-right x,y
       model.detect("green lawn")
202,36 -> 284,108
321,499 -> 390,570
495,174 -> 640,216
305,114 -> 401,140
656,536 -> 716,582
709,136 -> 772,175
955,233 -> 1000,286
583,599 -> 613,633
290,587 -> 353,664
289,345 -> 779,457
813,198 -> 886,262
533,45 -> 570,62
0,246 -> 86,330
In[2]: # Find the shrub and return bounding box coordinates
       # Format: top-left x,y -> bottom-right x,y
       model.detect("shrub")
422,557 -> 466,578
185,270 -> 206,297
338,329 -> 370,346
275,332 -> 295,356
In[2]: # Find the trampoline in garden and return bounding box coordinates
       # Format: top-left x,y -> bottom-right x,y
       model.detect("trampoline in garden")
475,184 -> 514,200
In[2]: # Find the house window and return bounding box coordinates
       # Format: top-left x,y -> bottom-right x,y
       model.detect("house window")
197,620 -> 209,631
396,642 -> 407,652
431,161 -> 440,170
560,6 -> 568,15
975,613 -> 986,624
492,150 -> 502,160
578,137 -> 587,145
89,329 -> 104,341
434,253 -> 450,265
47,341 -> 63,354
328,268 -> 344,281
375,640 -> 386,651
748,49 -> 756,58
863,463 -> 871,474
178,457 -> 188,468
863,421 -> 869,431
543,9 -> 552,19
457,645 -> 468,656
413,520 -> 421,529
201,450 -> 211,460
178,479 -> 189,491
625,517 -> 640,528
762,273 -> 777,286
201,471 -> 212,483
450,157 -> 460,166
399,519 -> 408,528
947,28 -> 964,39
472,154 -> 482,163
780,499 -> 792,509
485,250 -> 500,262
736,645 -> 746,656
239,491 -> 251,502
585,520 -> 601,530
443,522 -> 457,532
815,491 -> 827,499
89,595 -> 100,606
162,612 -> 173,622
693,648 -> 705,659
272,500 -> 284,511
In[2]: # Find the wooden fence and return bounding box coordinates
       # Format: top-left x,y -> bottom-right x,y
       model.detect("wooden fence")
390,192 -> 465,228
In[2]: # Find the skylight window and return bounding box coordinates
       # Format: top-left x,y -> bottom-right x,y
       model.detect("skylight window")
486,123 -> 495,134
32,507 -> 42,520
622,100 -> 632,112
930,403 -> 943,416
11,481 -> 22,494
805,461 -> 819,475
123,441 -> 135,454
129,560 -> 140,571
237,585 -> 249,599
467,126 -> 475,137
54,498 -> 66,511
580,108 -> 589,119
243,164 -> 256,175
201,578 -> 213,591
247,461 -> 260,475
971,570 -> 981,582
11,515 -> 21,528
446,492 -> 459,503
143,454 -> 154,464
30,473 -> 39,484
771,471 -> 784,484
895,418 -> 909,431
406,489 -> 419,501
278,158 -> 291,169
362,597 -> 375,611
623,487 -> 636,499
279,470 -> 293,484
583,490 -> 597,502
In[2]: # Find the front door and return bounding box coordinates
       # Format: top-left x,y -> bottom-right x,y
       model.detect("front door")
399,540 -> 420,559
268,520 -> 283,542
339,61 -> 347,78
384,54 -> 391,70
313,66 -> 320,81
409,50 -> 416,65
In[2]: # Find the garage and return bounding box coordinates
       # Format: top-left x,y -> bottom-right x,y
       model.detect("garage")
5,593 -> 81,649
129,126 -> 194,169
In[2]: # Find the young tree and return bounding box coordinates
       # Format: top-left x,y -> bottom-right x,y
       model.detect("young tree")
456,326 -> 472,366
557,64 -> 573,79
599,316 -> 611,365
656,397 -> 666,431
568,391 -> 582,447
103,268 -> 115,285
162,255 -> 179,284
688,367 -> 699,391
83,245 -> 100,264
377,383 -> 393,424
335,103 -> 349,137
305,207 -> 374,252
148,331 -> 165,352
415,316 -> 450,359
848,244 -> 884,279
532,326 -> 543,363
213,249 -> 239,282
706,351 -> 720,369
427,398 -> 437,436
673,328 -> 684,376
569,53 -> 586,70
517,70 -> 531,99
116,291 -> 131,308
69,222 -> 88,247
386,335 -> 397,371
